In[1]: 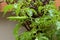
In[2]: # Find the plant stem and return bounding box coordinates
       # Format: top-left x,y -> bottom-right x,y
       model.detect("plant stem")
23,22 -> 31,31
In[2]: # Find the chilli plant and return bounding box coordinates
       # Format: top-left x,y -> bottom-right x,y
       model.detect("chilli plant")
3,0 -> 60,40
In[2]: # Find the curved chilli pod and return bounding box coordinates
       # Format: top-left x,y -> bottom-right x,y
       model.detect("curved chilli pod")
7,16 -> 28,21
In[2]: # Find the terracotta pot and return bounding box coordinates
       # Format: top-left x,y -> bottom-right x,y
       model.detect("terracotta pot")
55,0 -> 60,9
0,2 -> 7,12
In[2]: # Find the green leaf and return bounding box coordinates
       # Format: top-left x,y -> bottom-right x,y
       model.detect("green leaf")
3,4 -> 13,16
13,23 -> 22,40
36,33 -> 49,40
25,8 -> 33,17
24,8 -> 37,17
38,6 -> 43,13
48,9 -> 54,17
19,32 -> 32,40
15,3 -> 21,16
14,3 -> 18,9
31,9 -> 37,15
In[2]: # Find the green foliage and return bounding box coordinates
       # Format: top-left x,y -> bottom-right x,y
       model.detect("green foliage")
3,0 -> 60,40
